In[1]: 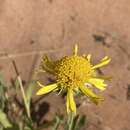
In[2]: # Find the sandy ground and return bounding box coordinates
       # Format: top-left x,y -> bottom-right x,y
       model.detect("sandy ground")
0,0 -> 130,130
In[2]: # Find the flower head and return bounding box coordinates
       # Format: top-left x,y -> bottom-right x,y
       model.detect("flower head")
36,44 -> 111,114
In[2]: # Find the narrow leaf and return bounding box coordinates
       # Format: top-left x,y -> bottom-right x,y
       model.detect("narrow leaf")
0,109 -> 12,128
25,80 -> 36,105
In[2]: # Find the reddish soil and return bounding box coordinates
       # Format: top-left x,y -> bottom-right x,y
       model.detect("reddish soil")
0,0 -> 130,130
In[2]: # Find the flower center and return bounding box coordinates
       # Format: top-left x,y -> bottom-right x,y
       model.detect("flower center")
54,56 -> 93,88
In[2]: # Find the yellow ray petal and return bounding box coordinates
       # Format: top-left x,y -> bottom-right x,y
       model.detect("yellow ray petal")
92,75 -> 112,80
92,56 -> 111,69
34,69 -> 45,75
67,89 -> 76,114
83,54 -> 92,62
36,82 -> 58,95
42,55 -> 54,68
87,54 -> 91,62
66,91 -> 70,114
40,55 -> 55,74
37,81 -> 45,87
73,44 -> 78,56
87,78 -> 107,91
80,85 -> 104,104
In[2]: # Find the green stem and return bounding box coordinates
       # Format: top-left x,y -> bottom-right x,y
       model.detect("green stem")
17,76 -> 31,118
52,116 -> 60,130
68,112 -> 74,130
12,60 -> 31,119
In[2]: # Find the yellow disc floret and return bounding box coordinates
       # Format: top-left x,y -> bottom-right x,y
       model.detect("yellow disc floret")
54,55 -> 93,88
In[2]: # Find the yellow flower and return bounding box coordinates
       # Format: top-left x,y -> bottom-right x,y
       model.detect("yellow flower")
36,44 -> 111,114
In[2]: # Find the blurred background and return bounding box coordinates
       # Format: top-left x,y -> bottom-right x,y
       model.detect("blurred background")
0,0 -> 130,130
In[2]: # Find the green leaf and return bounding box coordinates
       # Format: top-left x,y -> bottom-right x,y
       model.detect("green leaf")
0,73 -> 7,110
4,125 -> 19,130
13,78 -> 20,91
71,115 -> 79,130
0,73 -> 5,85
52,114 -> 64,130
0,84 -> 6,110
25,80 -> 36,106
75,115 -> 86,130
0,109 -> 12,128
24,126 -> 33,130
23,115 -> 33,130
25,80 -> 37,118
38,121 -> 54,129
